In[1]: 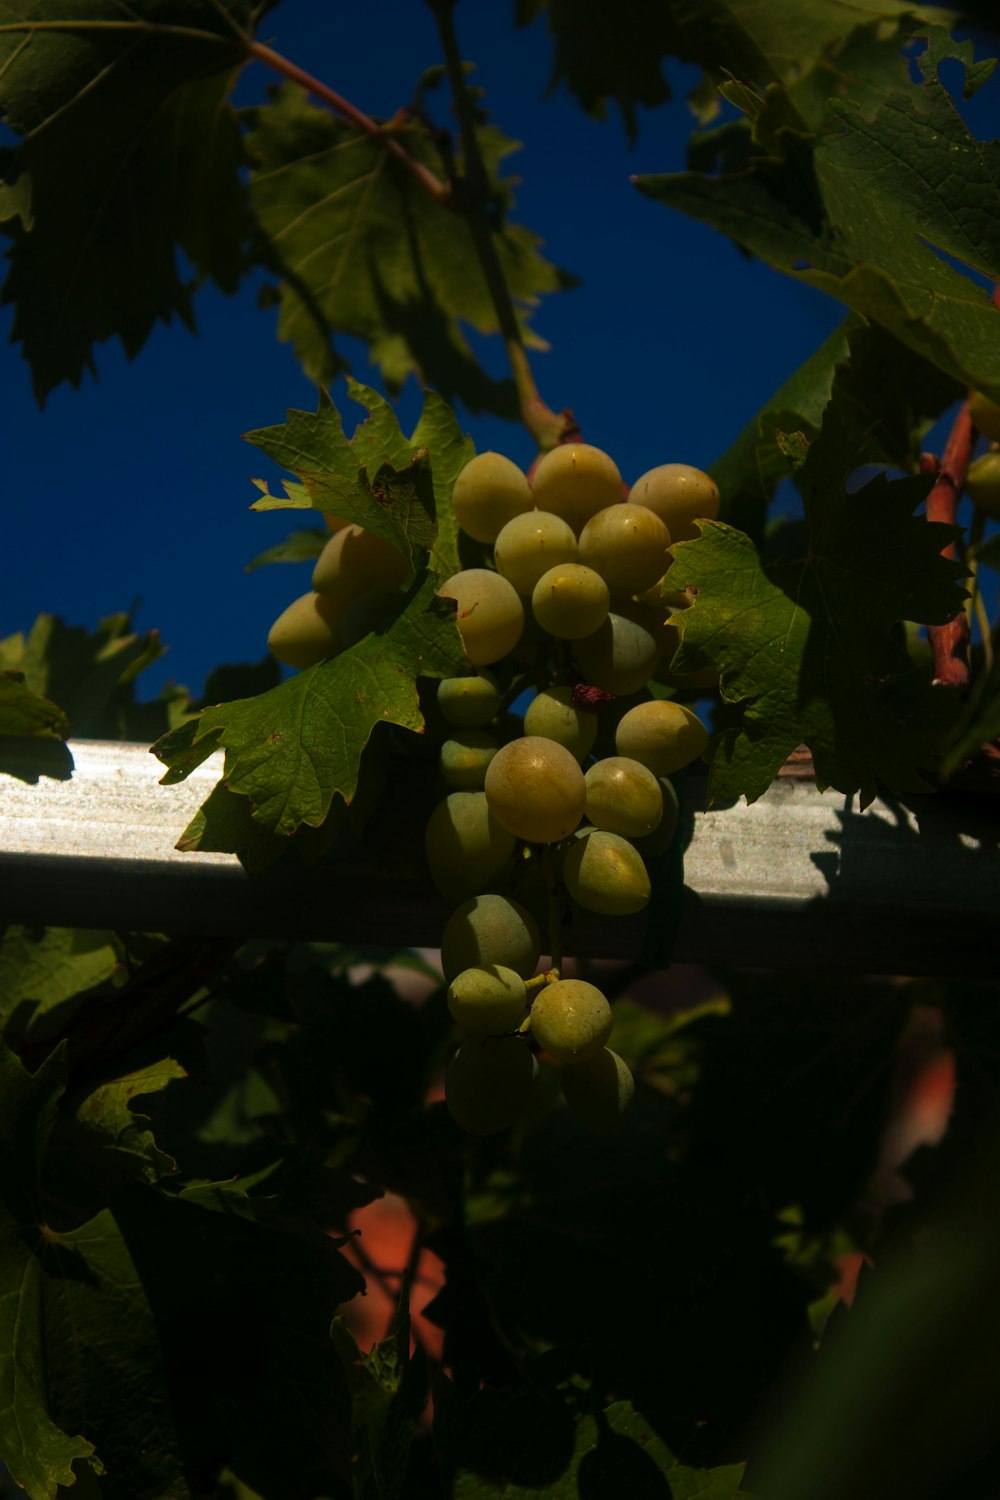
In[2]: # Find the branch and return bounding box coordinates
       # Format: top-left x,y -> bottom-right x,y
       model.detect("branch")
922,398 -> 975,691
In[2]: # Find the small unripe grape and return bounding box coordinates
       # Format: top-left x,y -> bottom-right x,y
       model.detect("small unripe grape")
440,730 -> 499,790
445,1036 -> 534,1134
312,524 -> 411,602
452,452 -> 534,542
578,504 -> 672,595
531,563 -> 610,639
562,1048 -> 635,1132
439,569 -> 524,665
630,463 -> 720,543
448,964 -> 529,1034
632,777 -> 680,858
562,829 -> 651,916
529,978 -> 612,1063
484,736 -> 586,844
615,699 -> 708,775
440,893 -> 541,982
574,605 -> 663,695
437,670 -> 501,728
529,444 -> 624,534
268,591 -> 346,669
966,450 -> 1000,519
584,756 -> 663,839
969,390 -> 1000,443
494,511 -> 578,596
523,686 -> 598,761
425,791 -> 515,902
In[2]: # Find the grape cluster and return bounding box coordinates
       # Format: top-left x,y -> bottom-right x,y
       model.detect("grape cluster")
431,443 -> 717,1135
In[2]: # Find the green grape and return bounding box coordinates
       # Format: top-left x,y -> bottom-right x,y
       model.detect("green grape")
425,791 -> 516,902
562,829 -> 651,916
614,699 -> 708,775
440,893 -> 541,982
523,685 -> 598,761
445,1035 -> 535,1134
529,978 -> 612,1063
966,450 -> 1000,519
631,777 -> 680,858
484,735 -> 586,843
437,670 -> 502,728
574,604 -> 663,695
561,1047 -> 635,1132
578,503 -> 671,595
970,391 -> 1000,443
529,443 -> 624,534
340,585 -> 402,648
584,756 -> 663,839
629,463 -> 720,543
267,591 -> 346,670
312,524 -> 412,602
452,451 -> 534,542
440,730 -> 499,790
531,563 -> 610,639
494,511 -> 578,596
439,569 -> 525,666
447,963 -> 529,1034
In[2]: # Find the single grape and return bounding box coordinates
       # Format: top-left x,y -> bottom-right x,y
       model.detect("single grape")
631,777 -> 680,858
584,756 -> 663,839
574,604 -> 663,695
448,964 -> 529,1034
425,791 -> 516,902
437,670 -> 502,728
267,591 -> 346,670
529,978 -> 612,1063
629,463 -> 720,543
340,585 -> 402,648
561,1048 -> 635,1132
523,686 -> 598,762
440,893 -> 541,982
452,452 -> 534,542
966,450 -> 1000,519
445,1035 -> 534,1134
484,736 -> 586,844
438,569 -> 525,665
562,829 -> 651,916
529,443 -> 624,534
531,563 -> 610,639
493,511 -> 578,596
312,524 -> 412,602
969,391 -> 1000,443
440,730 -> 499,790
614,699 -> 708,775
578,504 -> 671,595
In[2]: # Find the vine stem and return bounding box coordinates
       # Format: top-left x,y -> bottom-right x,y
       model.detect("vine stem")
922,397 -> 975,691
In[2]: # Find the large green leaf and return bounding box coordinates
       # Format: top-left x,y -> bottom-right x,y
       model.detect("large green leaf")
0,1 -> 256,402
0,926 -> 119,1030
73,1056 -> 187,1185
0,671 -> 68,739
242,83 -> 569,413
332,1287 -> 427,1500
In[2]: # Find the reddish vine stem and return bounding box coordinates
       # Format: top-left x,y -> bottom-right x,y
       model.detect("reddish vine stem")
922,398 -> 976,691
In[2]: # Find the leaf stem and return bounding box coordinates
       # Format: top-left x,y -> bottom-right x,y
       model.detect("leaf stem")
923,398 -> 975,691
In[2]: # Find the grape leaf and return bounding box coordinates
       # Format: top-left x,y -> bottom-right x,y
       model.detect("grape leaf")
0,926 -> 119,1030
242,83 -> 570,414
0,671 -> 68,739
244,527 -> 328,571
1,613 -> 166,737
73,1056 -> 187,1185
331,1286 -> 427,1500
0,2 -> 255,402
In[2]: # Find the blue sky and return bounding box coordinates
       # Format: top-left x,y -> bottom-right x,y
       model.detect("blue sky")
1,3 -> 992,701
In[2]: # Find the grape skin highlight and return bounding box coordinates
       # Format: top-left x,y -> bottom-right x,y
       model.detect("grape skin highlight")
562,829 -> 651,916
447,964 -> 529,1034
529,443 -> 624,534
439,569 -> 525,665
453,451 -> 533,542
484,736 -> 586,844
529,978 -> 613,1064
629,463 -> 720,543
577,503 -> 671,595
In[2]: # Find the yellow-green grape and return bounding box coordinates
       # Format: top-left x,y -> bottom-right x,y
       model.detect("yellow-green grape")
629,463 -> 720,543
632,778 -> 680,858
440,730 -> 499,790
614,699 -> 709,775
340,585 -> 402,648
529,978 -> 612,1063
452,452 -> 534,542
529,443 -> 624,534
437,670 -> 501,728
562,1048 -> 635,1132
312,524 -> 411,602
969,391 -> 1000,443
494,511 -> 578,596
562,829 -> 651,916
966,450 -> 1000,519
578,503 -> 671,595
447,963 -> 529,1034
440,893 -> 541,982
445,1036 -> 534,1134
531,563 -> 610,639
574,604 -> 663,695
484,736 -> 586,844
523,686 -> 598,761
584,756 -> 663,839
439,569 -> 525,666
267,591 -> 346,670
425,791 -> 516,902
